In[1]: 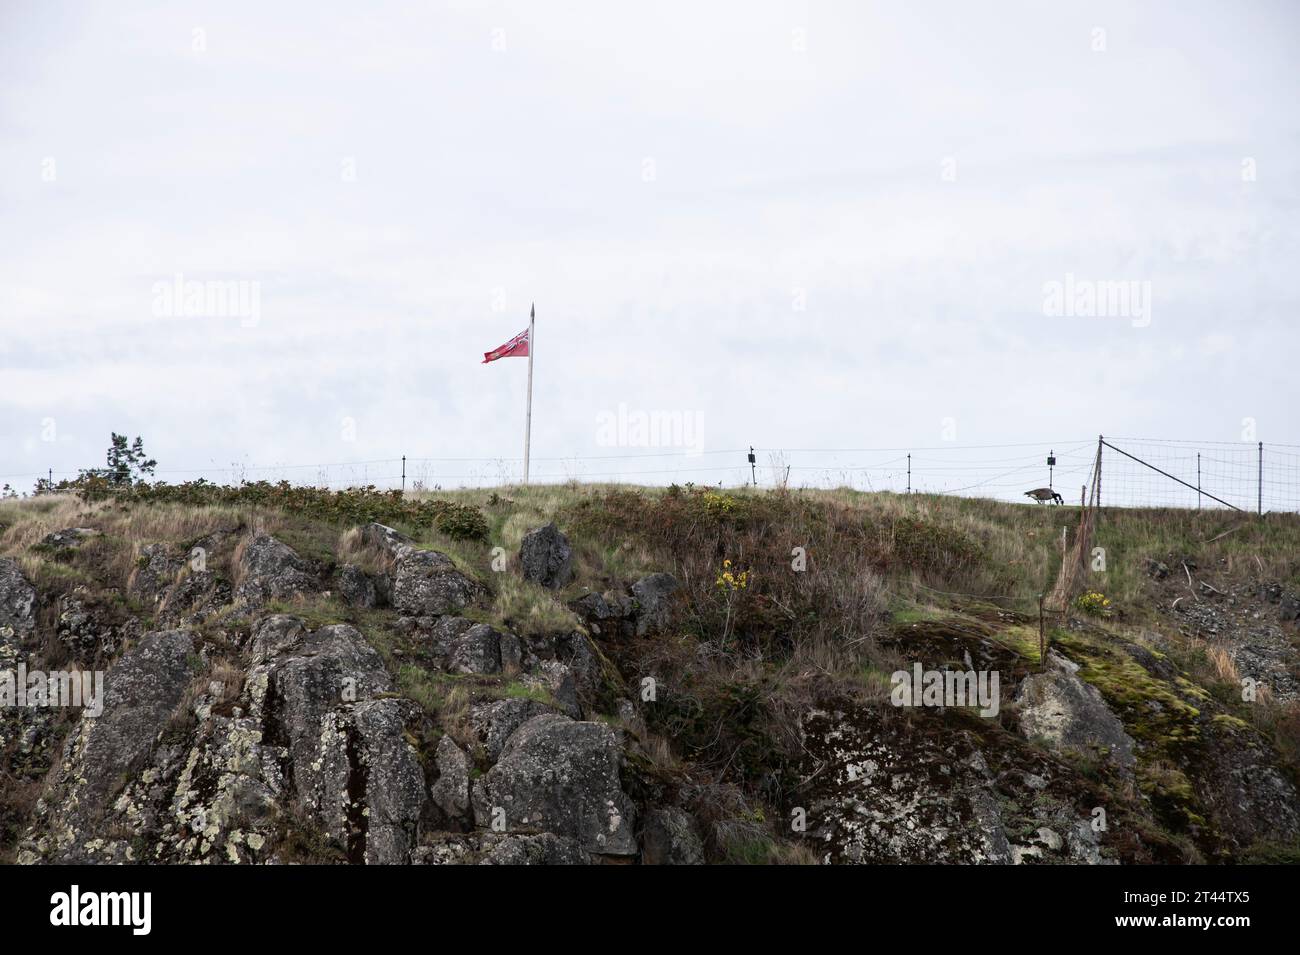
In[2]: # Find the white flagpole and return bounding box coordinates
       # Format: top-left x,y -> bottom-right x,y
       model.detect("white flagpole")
524,303 -> 534,484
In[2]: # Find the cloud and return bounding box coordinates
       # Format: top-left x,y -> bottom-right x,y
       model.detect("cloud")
2,0 -> 1298,498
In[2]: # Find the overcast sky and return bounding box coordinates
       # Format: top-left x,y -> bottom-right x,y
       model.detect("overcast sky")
2,0 -> 1297,500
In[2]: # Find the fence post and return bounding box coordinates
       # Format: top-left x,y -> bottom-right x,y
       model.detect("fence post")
907,453 -> 911,495
401,455 -> 406,494
1038,593 -> 1046,664
1258,441 -> 1263,515
1096,435 -> 1103,515
1197,453 -> 1201,510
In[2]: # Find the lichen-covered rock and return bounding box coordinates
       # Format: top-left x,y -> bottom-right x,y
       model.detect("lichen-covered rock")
338,563 -> 378,608
25,629 -> 197,862
478,831 -> 589,865
1,566 -> 76,833
169,715 -> 284,863
641,807 -> 704,864
471,713 -> 636,856
803,706 -> 1040,865
518,523 -> 573,590
0,558 -> 59,779
245,617 -> 393,792
390,549 -> 482,617
129,543 -> 184,605
56,587 -> 139,662
631,573 -> 680,636
570,591 -> 614,623
0,558 -> 36,628
309,698 -> 425,864
235,534 -> 319,605
0,557 -> 36,666
411,831 -> 589,865
158,569 -> 232,627
23,613 -> 430,865
430,736 -> 471,822
1191,722 -> 1300,854
468,697 -> 555,760
1016,651 -> 1136,774
446,623 -> 509,675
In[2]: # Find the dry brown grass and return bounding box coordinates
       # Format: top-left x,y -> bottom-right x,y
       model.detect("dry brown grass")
335,526 -> 396,576
438,684 -> 474,749
0,495 -> 101,555
1205,642 -> 1241,686
0,494 -> 263,595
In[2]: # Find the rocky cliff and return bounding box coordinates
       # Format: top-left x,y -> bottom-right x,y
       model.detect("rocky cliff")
2,486 -> 1297,864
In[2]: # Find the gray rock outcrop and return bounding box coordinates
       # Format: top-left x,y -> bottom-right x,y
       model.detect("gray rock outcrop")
631,573 -> 680,636
235,534 -> 319,605
519,523 -> 573,590
471,713 -> 637,856
390,549 -> 482,617
1016,650 -> 1136,774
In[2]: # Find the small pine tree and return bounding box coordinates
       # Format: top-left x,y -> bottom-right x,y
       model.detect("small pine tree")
84,433 -> 157,487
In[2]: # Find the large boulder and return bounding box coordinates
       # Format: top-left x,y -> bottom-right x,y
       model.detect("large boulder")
235,534 -> 319,605
518,523 -> 573,590
1016,651 -> 1136,774
631,573 -> 680,636
471,713 -> 637,856
390,549 -> 482,617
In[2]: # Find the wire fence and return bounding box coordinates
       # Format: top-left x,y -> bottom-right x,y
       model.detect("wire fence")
6,436 -> 1300,511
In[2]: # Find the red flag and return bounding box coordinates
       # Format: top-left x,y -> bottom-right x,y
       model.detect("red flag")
482,327 -> 530,363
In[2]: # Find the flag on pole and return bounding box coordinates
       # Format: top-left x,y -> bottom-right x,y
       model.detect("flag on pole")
482,327 -> 530,363
482,303 -> 536,484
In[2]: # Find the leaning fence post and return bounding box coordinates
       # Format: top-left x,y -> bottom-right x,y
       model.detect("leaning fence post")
1096,435 -> 1103,515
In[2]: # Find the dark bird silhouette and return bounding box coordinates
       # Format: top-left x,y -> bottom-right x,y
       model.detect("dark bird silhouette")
1025,487 -> 1064,505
